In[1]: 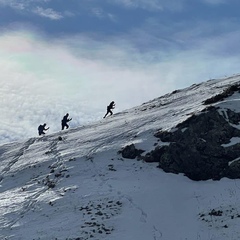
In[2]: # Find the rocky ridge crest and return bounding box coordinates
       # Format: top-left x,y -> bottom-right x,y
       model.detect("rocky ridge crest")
121,83 -> 240,181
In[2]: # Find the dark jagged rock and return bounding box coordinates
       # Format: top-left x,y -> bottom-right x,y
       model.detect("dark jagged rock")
203,83 -> 240,105
148,107 -> 240,180
226,160 -> 240,179
120,144 -> 144,159
143,146 -> 169,163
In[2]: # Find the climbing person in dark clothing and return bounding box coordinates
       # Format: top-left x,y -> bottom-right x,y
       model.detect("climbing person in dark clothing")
61,113 -> 72,130
38,123 -> 49,136
103,101 -> 115,118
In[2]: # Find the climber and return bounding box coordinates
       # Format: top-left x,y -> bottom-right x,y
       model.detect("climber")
103,101 -> 115,118
38,123 -> 49,136
61,113 -> 72,130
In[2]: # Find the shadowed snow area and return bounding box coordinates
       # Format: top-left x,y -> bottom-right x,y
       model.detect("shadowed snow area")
1,76 -> 240,239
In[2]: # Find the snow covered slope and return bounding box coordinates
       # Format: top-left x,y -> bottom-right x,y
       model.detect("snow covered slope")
1,76 -> 240,239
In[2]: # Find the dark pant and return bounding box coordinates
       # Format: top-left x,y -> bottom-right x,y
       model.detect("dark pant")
104,109 -> 113,118
62,122 -> 69,130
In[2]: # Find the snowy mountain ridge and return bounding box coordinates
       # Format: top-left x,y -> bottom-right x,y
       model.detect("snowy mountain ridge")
1,75 -> 240,239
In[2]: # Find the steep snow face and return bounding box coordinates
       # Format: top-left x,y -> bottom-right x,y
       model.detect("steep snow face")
1,76 -> 240,239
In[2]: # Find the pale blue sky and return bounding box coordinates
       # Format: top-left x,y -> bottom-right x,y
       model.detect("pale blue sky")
0,0 -> 240,144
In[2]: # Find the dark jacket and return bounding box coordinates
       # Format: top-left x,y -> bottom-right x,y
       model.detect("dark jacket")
107,101 -> 115,110
62,114 -> 71,124
38,124 -> 48,135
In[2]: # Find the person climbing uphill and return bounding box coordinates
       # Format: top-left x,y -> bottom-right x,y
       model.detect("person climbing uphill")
61,113 -> 72,130
103,101 -> 115,118
38,123 -> 49,136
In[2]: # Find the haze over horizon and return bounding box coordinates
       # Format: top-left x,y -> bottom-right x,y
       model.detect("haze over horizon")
1,0 -> 240,144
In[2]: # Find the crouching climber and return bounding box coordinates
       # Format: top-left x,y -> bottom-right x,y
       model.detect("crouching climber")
38,123 -> 49,136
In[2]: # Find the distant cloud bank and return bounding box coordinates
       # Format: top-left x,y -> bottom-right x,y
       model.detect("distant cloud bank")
1,0 -> 240,144
1,28 -> 240,145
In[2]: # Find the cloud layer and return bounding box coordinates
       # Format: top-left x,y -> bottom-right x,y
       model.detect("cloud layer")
0,30 -> 172,144
1,27 -> 240,144
1,1 -> 240,144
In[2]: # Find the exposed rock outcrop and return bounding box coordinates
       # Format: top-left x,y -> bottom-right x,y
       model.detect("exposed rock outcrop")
144,107 -> 240,180
119,144 -> 144,159
203,83 -> 240,105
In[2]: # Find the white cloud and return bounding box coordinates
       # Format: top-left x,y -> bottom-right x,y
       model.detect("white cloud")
0,30 -> 166,143
0,0 -> 28,10
0,0 -> 50,7
33,6 -> 63,20
0,0 -> 66,20
1,26 -> 240,144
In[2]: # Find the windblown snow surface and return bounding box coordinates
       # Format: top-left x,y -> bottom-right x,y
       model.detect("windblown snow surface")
2,76 -> 240,240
